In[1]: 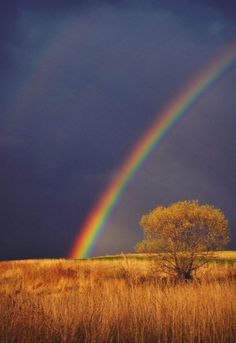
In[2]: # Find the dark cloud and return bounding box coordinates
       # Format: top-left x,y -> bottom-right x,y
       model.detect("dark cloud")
0,1 -> 235,259
2,0 -> 236,18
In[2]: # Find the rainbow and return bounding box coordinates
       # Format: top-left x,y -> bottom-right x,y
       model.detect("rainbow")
3,17 -> 91,132
69,44 -> 236,259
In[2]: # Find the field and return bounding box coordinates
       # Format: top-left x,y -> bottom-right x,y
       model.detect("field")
0,251 -> 236,343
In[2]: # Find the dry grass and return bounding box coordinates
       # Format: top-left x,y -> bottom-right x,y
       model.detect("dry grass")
0,253 -> 236,343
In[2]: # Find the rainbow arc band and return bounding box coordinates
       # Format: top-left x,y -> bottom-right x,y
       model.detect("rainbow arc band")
69,44 -> 236,259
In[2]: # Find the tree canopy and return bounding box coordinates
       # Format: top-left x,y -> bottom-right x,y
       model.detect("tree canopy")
135,200 -> 230,280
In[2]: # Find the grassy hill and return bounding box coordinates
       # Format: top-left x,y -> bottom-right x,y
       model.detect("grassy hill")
0,251 -> 236,343
90,250 -> 236,262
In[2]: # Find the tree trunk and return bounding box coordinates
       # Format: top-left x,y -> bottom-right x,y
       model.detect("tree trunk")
176,270 -> 192,281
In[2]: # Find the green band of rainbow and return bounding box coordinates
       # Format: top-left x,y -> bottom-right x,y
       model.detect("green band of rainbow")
69,44 -> 236,259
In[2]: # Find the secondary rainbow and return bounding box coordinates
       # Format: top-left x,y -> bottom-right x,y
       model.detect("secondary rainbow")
69,44 -> 236,259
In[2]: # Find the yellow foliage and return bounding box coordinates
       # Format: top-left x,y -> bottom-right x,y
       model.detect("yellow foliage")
137,200 -> 230,280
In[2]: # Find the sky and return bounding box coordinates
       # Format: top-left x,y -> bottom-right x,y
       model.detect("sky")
0,0 -> 236,259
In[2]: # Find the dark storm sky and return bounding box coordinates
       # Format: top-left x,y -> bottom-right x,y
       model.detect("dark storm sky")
0,0 -> 235,259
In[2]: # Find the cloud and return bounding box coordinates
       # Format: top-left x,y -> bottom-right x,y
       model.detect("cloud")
0,1 -> 235,258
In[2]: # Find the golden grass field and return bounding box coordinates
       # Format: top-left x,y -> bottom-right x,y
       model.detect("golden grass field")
0,251 -> 236,343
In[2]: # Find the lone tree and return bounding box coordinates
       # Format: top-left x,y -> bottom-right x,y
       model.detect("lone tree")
135,200 -> 230,281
